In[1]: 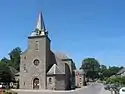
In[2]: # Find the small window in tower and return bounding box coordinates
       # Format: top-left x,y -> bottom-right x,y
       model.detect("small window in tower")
80,82 -> 82,85
24,64 -> 26,71
35,41 -> 39,50
33,59 -> 40,66
49,78 -> 52,84
24,82 -> 25,86
79,77 -> 82,82
24,56 -> 26,60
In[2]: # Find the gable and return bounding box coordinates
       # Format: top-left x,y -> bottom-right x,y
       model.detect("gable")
47,64 -> 65,75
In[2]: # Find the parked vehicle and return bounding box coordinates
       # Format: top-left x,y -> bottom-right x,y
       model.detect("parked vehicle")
119,87 -> 125,94
0,82 -> 9,89
104,84 -> 111,90
110,84 -> 119,89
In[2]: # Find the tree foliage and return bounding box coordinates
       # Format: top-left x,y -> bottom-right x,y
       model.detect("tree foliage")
0,62 -> 13,83
106,76 -> 125,85
99,66 -> 123,80
80,58 -> 100,80
8,47 -> 22,71
1,57 -> 10,64
80,57 -> 123,81
0,47 -> 21,83
108,66 -> 123,76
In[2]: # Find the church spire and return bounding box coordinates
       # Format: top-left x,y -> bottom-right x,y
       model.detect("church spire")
31,12 -> 48,36
36,12 -> 46,31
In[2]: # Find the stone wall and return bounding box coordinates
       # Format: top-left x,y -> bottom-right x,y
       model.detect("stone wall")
55,75 -> 66,90
47,76 -> 55,90
20,36 -> 50,89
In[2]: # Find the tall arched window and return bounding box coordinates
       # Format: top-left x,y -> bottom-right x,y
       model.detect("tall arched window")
49,78 -> 52,84
35,41 -> 39,50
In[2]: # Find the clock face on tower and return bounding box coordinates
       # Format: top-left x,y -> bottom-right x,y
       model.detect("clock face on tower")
33,59 -> 40,66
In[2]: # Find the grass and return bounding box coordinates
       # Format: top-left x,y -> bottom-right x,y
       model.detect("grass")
3,89 -> 17,94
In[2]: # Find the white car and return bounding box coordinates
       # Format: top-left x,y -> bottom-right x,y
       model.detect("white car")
0,85 -> 2,88
119,87 -> 125,94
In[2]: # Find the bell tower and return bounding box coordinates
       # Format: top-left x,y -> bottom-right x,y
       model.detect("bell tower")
20,12 -> 51,89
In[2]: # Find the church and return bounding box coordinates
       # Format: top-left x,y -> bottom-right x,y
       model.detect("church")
19,12 -> 77,90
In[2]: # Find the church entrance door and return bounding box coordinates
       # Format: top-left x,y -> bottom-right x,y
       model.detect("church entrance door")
33,78 -> 39,89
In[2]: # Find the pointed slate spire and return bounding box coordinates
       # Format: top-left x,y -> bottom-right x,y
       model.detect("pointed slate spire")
36,12 -> 46,31
31,12 -> 48,36
36,12 -> 45,31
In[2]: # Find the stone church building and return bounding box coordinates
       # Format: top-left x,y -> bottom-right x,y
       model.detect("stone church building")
19,12 -> 77,90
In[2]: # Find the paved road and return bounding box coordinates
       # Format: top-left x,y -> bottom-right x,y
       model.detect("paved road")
12,83 -> 111,94
75,83 -> 111,94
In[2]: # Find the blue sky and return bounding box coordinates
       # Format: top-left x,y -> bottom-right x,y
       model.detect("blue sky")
0,0 -> 125,68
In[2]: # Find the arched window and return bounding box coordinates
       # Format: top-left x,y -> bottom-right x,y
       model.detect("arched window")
33,59 -> 40,66
33,78 -> 39,89
49,78 -> 52,84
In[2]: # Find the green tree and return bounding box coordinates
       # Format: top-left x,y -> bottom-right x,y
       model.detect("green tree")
80,58 -> 100,80
108,66 -> 123,76
100,65 -> 107,70
100,66 -> 123,81
1,57 -> 10,64
8,47 -> 22,71
120,76 -> 125,85
106,76 -> 125,85
99,64 -> 107,80
0,62 -> 13,83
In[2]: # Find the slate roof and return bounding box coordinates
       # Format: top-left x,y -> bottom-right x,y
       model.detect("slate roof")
47,64 -> 65,75
54,51 -> 74,75
49,51 -> 66,74
54,52 -> 69,60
